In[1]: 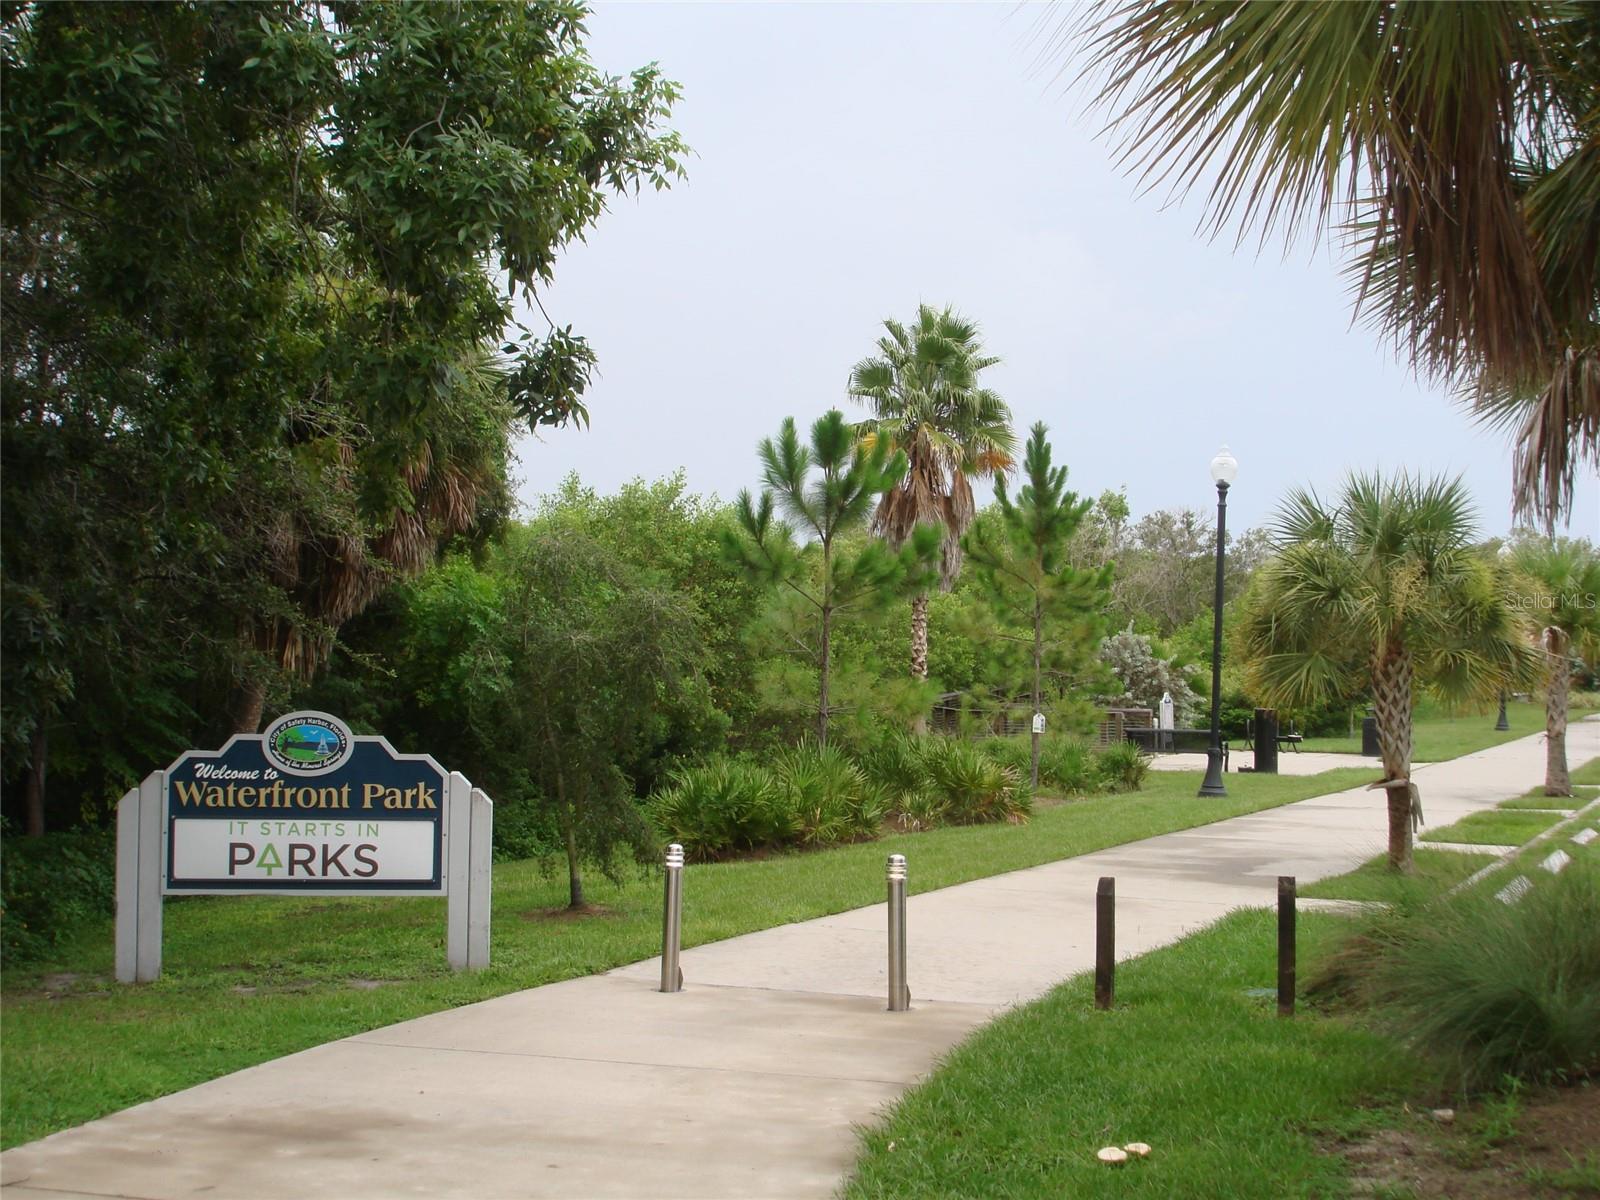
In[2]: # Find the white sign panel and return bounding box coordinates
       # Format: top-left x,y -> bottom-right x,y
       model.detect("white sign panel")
169,818 -> 438,885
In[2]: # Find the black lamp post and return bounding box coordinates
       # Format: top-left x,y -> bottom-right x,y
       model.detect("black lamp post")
1495,692 -> 1510,731
1199,445 -> 1237,798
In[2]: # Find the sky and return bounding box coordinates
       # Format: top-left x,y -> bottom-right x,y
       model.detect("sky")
512,2 -> 1600,539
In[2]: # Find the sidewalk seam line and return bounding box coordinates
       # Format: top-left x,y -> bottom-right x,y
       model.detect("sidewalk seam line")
342,1039 -> 916,1087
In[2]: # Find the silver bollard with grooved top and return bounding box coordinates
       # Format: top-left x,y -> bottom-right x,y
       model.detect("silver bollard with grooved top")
887,853 -> 909,1012
659,843 -> 684,993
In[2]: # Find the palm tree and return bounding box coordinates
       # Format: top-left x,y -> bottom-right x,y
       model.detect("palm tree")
1066,2 -> 1600,527
847,305 -> 1016,688
231,347 -> 513,733
1510,538 -> 1600,796
1240,473 -> 1535,871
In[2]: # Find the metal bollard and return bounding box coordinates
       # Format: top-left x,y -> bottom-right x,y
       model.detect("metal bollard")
1277,875 -> 1295,1017
886,854 -> 909,1012
659,843 -> 684,993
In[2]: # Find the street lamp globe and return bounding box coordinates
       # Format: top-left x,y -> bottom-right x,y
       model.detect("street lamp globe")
1210,445 -> 1238,486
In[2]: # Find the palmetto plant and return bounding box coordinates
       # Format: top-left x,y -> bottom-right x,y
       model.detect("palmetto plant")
1510,538 -> 1600,795
848,304 -> 1016,684
1070,2 -> 1600,527
1240,473 -> 1535,871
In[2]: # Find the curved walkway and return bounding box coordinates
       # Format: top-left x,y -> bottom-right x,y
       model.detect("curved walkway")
4,723 -> 1595,1200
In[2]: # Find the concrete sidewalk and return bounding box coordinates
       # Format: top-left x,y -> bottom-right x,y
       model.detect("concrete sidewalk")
5,724 -> 1595,1200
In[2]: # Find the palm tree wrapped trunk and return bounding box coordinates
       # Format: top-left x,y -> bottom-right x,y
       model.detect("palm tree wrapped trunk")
1371,644 -> 1417,871
1544,626 -> 1571,797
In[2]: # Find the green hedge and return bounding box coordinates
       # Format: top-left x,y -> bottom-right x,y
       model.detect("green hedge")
2,828 -> 116,966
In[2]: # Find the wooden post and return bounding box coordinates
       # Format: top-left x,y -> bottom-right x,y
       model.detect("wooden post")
1277,875 -> 1295,1017
1095,876 -> 1114,1011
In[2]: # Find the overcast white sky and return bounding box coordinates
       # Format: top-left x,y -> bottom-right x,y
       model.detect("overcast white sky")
512,2 -> 1599,538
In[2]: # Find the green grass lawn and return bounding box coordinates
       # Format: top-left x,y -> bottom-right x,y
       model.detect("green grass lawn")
0,766 -> 1377,1149
1301,847 -> 1496,902
1497,787 -> 1583,810
1420,808 -> 1563,847
1571,758 -> 1600,785
845,910 -> 1416,1200
1297,697 -> 1598,760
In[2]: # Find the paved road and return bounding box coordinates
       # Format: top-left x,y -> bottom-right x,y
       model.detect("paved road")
5,723 -> 1595,1200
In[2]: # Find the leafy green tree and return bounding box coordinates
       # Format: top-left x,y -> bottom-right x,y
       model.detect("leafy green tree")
964,424 -> 1111,785
1510,538 -> 1600,795
1073,1 -> 1599,526
482,528 -> 700,910
848,305 -> 1016,687
1240,474 -> 1536,871
1,2 -> 684,828
722,411 -> 938,746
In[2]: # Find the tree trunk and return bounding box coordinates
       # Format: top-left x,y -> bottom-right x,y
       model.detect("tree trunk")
909,592 -> 930,736
1372,644 -> 1416,872
1545,627 -> 1571,797
558,772 -> 585,909
909,593 -> 930,680
1030,597 -> 1043,789
818,601 -> 832,749
24,724 -> 47,837
232,675 -> 267,735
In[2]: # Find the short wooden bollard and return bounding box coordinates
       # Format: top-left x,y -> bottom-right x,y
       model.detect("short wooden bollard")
1095,876 -> 1115,1010
1277,875 -> 1296,1017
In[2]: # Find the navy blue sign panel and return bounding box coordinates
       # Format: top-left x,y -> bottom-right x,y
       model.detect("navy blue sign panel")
164,712 -> 447,894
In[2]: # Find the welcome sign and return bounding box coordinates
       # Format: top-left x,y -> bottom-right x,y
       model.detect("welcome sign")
117,711 -> 491,982
164,712 -> 445,893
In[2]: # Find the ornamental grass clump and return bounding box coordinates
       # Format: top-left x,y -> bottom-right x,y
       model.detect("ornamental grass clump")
646,759 -> 792,861
771,743 -> 886,847
1312,858 -> 1600,1093
1040,735 -> 1101,795
1095,741 -> 1151,793
921,737 -> 1031,825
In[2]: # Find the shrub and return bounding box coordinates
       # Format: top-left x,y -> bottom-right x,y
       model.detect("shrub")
1312,859 -> 1600,1092
858,731 -> 934,814
1095,741 -> 1151,792
1,827 -> 116,966
979,736 -> 1032,777
647,758 -> 792,860
921,737 -> 1031,825
1038,735 -> 1100,795
771,743 -> 886,847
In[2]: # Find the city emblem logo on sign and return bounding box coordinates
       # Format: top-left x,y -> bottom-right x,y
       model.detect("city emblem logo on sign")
263,711 -> 353,775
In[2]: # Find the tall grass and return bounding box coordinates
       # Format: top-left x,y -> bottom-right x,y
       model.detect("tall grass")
1312,858 -> 1600,1092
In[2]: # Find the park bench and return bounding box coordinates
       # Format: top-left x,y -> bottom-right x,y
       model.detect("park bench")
1244,716 -> 1303,753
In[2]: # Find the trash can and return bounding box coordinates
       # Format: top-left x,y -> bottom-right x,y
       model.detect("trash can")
1361,714 -> 1380,757
1254,708 -> 1278,774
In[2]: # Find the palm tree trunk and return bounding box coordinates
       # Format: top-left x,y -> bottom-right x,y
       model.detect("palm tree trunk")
231,674 -> 267,735
909,592 -> 930,735
910,593 -> 929,679
1545,628 -> 1571,796
1372,644 -> 1416,872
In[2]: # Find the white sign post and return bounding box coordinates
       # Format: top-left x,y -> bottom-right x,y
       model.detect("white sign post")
114,711 -> 492,982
